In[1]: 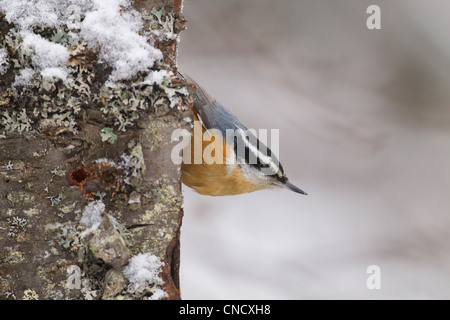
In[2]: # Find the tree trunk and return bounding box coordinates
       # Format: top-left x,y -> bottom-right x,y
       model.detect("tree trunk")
0,0 -> 189,300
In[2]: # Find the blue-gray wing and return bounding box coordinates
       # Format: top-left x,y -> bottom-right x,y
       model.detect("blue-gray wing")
178,71 -> 284,178
178,71 -> 248,135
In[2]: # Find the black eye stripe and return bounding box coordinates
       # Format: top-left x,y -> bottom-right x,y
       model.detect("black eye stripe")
233,137 -> 279,174
230,129 -> 285,177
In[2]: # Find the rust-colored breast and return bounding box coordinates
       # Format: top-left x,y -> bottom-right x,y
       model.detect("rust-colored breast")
181,112 -> 265,196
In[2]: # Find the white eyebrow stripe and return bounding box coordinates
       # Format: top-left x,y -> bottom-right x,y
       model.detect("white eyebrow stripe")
235,129 -> 281,176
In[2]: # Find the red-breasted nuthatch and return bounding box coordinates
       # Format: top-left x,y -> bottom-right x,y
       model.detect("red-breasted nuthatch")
179,72 -> 306,197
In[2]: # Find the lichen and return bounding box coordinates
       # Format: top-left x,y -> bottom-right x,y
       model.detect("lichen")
148,8 -> 178,41
100,127 -> 117,144
4,161 -> 13,170
0,3 -> 187,301
7,216 -> 27,238
59,225 -> 80,250
2,249 -> 25,264
51,166 -> 65,177
0,10 -> 190,139
4,291 -> 16,300
46,193 -> 62,207
144,120 -> 164,152
23,207 -> 40,217
1,108 -> 32,134
127,140 -> 146,177
22,289 -> 39,300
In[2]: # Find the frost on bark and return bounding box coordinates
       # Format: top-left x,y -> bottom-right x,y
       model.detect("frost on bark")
0,0 -> 190,300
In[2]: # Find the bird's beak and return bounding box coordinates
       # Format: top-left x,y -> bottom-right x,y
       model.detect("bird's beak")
279,180 -> 307,195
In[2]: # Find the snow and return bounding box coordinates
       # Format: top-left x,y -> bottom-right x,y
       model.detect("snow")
20,31 -> 70,81
123,253 -> 167,298
21,31 -> 69,68
0,0 -> 162,83
0,0 -> 96,30
142,70 -> 169,86
12,68 -> 35,87
40,68 -> 69,81
94,158 -> 117,167
0,48 -> 8,74
118,153 -> 132,173
80,201 -> 105,236
81,0 -> 162,82
149,288 -> 168,300
0,0 -> 60,30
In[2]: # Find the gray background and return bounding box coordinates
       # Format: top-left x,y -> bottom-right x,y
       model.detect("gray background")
178,0 -> 450,299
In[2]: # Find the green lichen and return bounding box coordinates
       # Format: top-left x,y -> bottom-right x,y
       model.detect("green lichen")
98,83 -> 150,132
2,249 -> 25,264
0,6 -> 187,301
2,31 -> 32,69
0,25 -> 190,139
51,166 -> 65,177
58,204 -> 73,216
138,177 -> 180,227
153,177 -> 181,208
1,109 -> 32,134
6,191 -> 36,205
23,207 -> 40,217
58,226 -> 80,251
100,127 -> 117,144
144,120 -> 163,152
147,8 -> 178,41
128,140 -> 146,177
35,264 -> 68,300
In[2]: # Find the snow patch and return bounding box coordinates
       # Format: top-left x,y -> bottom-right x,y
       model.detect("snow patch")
0,0 -> 162,83
0,0 -> 96,30
123,253 -> 167,299
80,201 -> 105,236
81,0 -> 163,82
40,67 -> 69,81
21,31 -> 70,69
0,48 -> 8,74
12,68 -> 35,87
94,158 -> 117,167
142,70 -> 169,86
20,31 -> 70,82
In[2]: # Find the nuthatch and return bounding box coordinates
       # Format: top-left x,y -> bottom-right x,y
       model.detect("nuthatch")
179,72 -> 306,196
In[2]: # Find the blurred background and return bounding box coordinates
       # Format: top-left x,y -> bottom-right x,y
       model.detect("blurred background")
178,0 -> 450,299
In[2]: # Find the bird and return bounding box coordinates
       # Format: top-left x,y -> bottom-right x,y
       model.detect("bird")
178,72 -> 307,197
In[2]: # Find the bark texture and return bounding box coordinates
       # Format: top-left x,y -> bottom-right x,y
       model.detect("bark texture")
0,0 -> 190,300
